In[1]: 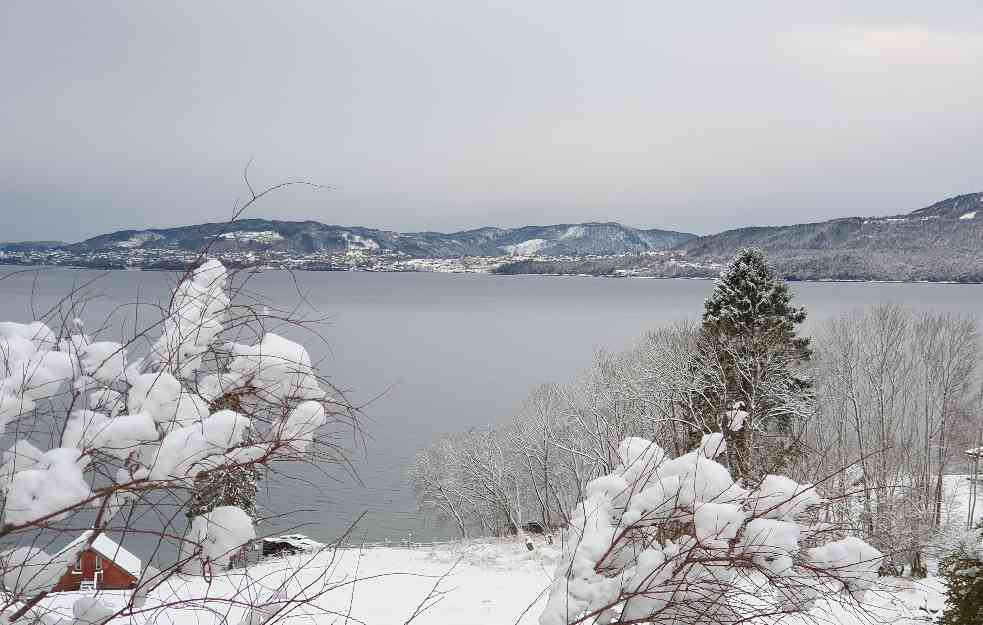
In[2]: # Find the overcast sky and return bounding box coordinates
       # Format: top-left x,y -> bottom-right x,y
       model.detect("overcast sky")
2,1 -> 982,242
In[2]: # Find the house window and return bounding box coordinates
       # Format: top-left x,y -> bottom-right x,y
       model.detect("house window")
73,555 -> 82,573
95,556 -> 103,571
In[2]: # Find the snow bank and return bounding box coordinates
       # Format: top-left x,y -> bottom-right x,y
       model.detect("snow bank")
24,537 -> 939,625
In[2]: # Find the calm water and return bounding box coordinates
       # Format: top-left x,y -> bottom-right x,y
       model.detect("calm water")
2,268 -> 981,549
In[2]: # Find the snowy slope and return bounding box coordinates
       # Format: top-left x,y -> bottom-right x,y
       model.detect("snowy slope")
24,473 -> 982,624
46,220 -> 695,258
26,536 -> 952,625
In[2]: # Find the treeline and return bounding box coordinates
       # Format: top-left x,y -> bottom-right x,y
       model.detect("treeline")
493,256 -> 718,278
415,250 -> 982,574
494,250 -> 983,283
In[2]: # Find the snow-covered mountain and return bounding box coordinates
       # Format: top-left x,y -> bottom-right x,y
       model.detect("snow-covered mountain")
496,192 -> 983,282
668,191 -> 983,280
13,220 -> 695,258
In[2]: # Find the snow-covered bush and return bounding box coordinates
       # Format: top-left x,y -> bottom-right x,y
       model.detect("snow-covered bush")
540,435 -> 883,625
0,259 -> 355,621
938,522 -> 983,625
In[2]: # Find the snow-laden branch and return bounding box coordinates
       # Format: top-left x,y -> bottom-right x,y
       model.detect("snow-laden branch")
0,259 -> 354,622
539,434 -> 882,625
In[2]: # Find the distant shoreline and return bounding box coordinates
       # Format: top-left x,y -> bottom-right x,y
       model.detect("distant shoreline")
2,261 -> 982,286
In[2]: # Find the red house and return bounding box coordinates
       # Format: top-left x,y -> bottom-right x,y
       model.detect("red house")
52,531 -> 141,592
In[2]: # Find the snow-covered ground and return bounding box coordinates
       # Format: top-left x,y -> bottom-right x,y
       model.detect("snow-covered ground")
34,538 -> 559,624
941,474 -> 983,530
27,536 -> 952,624
24,475 -> 982,624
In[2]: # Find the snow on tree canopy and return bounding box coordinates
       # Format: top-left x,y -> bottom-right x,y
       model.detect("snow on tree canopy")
87,386 -> 125,416
128,371 -> 209,432
0,321 -> 75,432
225,333 -> 325,403
2,448 -> 91,525
746,474 -> 822,521
78,341 -> 128,386
61,409 -> 158,460
149,259 -> 230,377
703,248 -> 807,335
279,400 -> 327,453
808,536 -> 884,600
148,409 -> 252,480
726,407 -> 747,431
0,440 -> 44,488
0,259 -> 332,580
0,321 -> 57,349
539,436 -> 882,625
184,505 -> 257,568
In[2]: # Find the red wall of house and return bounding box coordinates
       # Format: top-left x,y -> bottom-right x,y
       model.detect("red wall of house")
52,548 -> 137,592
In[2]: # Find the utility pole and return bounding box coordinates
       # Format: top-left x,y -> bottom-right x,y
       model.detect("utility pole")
968,433 -> 982,530
967,388 -> 983,530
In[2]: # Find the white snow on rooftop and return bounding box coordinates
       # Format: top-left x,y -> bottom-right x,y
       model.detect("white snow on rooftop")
959,211 -> 976,220
263,534 -> 325,551
55,530 -> 142,579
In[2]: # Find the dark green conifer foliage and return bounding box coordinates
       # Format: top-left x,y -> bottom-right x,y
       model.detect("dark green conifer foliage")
938,523 -> 983,625
696,248 -> 813,481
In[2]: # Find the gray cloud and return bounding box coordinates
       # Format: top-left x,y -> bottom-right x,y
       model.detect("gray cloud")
2,0 -> 982,242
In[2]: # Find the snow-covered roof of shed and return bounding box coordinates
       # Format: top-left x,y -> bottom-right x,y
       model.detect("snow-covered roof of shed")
262,534 -> 324,551
55,531 -> 142,579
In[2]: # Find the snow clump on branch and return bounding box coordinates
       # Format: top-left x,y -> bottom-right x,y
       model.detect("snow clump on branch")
0,260 -> 331,577
540,435 -> 882,625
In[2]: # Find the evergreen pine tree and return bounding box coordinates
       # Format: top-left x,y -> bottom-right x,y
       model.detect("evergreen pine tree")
694,248 -> 813,481
938,523 -> 983,625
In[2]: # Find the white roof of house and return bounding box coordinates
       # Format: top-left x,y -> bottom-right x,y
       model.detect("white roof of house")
263,534 -> 325,551
55,530 -> 142,579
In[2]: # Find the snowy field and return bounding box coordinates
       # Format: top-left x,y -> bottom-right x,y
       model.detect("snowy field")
20,471 -> 981,624
30,536 -> 952,624
34,538 -> 559,624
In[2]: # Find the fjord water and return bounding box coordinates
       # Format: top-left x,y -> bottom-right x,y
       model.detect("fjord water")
2,268 -> 981,545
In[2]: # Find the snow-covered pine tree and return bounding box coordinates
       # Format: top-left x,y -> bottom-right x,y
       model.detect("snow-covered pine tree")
696,248 -> 813,481
938,522 -> 983,625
